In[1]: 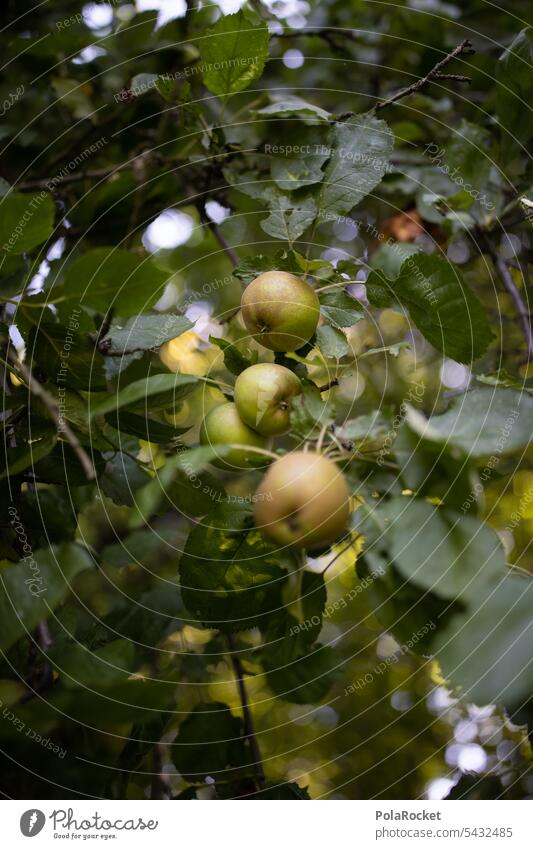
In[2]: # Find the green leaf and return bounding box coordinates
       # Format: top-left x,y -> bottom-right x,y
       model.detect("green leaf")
99,452 -> 151,507
316,324 -> 349,359
434,572 -> 533,709
369,241 -> 419,279
101,313 -> 192,355
210,335 -> 256,375
0,431 -> 57,480
406,388 -> 533,457
260,193 -> 316,243
179,521 -> 287,631
53,639 -> 135,692
232,254 -> 279,283
271,149 -> 330,191
356,498 -> 505,603
32,443 -> 106,485
88,373 -> 198,418
19,487 -> 77,545
261,571 -> 326,665
59,248 -> 168,317
497,28 -> 533,144
172,703 -> 246,781
317,113 -> 394,216
232,249 -> 308,283
290,379 -> 333,438
256,96 -> 330,123
319,289 -> 365,328
31,320 -> 107,391
104,411 -> 189,443
129,446 -> 229,527
366,253 -> 493,362
0,543 -> 93,652
446,119 -> 492,193
335,410 -> 390,449
200,11 -> 269,98
355,539 -> 453,652
265,643 -> 336,704
0,192 -> 54,254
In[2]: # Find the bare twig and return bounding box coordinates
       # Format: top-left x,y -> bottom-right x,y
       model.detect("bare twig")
226,634 -> 265,788
273,26 -> 360,45
37,621 -> 52,651
321,536 -> 356,575
6,349 -> 96,481
150,743 -> 170,800
318,378 -> 339,393
16,164 -> 127,190
494,257 -> 533,358
376,40 -> 474,111
207,218 -> 240,267
480,234 -> 533,360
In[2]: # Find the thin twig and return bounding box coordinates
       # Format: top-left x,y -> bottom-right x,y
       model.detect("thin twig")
16,164 -> 127,190
226,634 -> 265,788
273,26 -> 360,45
321,536 -> 356,575
494,257 -> 533,359
150,743 -> 170,800
376,40 -> 474,111
6,349 -> 96,481
318,378 -> 339,393
37,621 -> 52,651
480,234 -> 533,360
207,218 -> 240,266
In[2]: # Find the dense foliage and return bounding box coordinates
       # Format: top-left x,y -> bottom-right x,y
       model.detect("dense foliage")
0,0 -> 532,800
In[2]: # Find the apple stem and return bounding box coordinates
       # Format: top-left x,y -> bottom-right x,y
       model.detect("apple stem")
315,421 -> 331,454
198,375 -> 235,392
227,443 -> 280,461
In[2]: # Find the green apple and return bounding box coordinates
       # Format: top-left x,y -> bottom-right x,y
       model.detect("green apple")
234,363 -> 302,436
241,271 -> 320,352
253,451 -> 351,550
200,402 -> 270,471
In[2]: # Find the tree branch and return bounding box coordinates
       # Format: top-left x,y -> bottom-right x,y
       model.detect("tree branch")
226,634 -> 265,788
318,378 -> 339,393
376,40 -> 474,111
273,26 -> 360,45
16,164 -> 127,190
480,234 -> 533,360
6,349 -> 96,481
208,219 -> 240,267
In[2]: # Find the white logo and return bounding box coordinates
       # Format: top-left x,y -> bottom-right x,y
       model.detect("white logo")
20,809 -> 46,837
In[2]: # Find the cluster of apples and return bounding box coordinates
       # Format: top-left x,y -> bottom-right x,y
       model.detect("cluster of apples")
195,270 -> 351,551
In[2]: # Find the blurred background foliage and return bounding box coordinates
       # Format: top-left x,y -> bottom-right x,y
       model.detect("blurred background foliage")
0,0 -> 532,800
